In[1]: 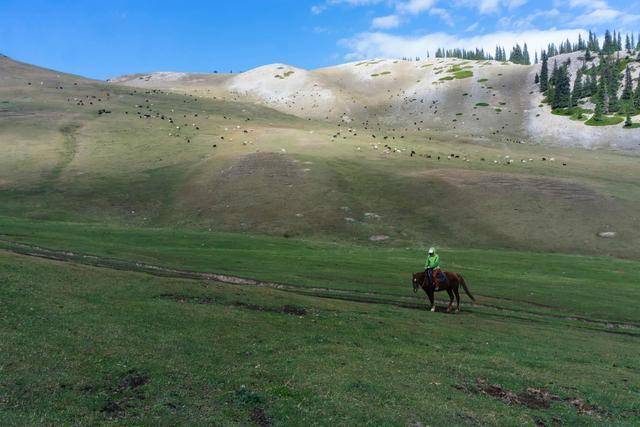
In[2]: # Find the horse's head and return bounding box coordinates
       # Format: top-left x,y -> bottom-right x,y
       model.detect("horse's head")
411,272 -> 422,293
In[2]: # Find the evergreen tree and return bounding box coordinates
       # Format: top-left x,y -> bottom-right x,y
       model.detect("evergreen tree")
634,82 -> 640,110
626,34 -> 632,51
571,69 -> 583,106
588,30 -> 600,52
534,51 -> 538,64
622,66 -> 634,100
587,73 -> 598,97
587,30 -> 594,50
509,44 -> 525,64
593,97 -> 604,120
585,47 -> 592,61
535,73 -> 539,84
598,55 -> 621,111
523,43 -> 531,65
594,74 -> 609,115
539,51 -> 549,92
589,73 -> 598,95
549,60 -> 558,87
603,30 -> 614,53
617,32 -> 622,50
593,80 -> 606,119
552,65 -> 571,109
547,84 -> 555,104
609,87 -> 619,112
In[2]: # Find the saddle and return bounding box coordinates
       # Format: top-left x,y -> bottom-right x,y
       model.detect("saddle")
432,268 -> 447,288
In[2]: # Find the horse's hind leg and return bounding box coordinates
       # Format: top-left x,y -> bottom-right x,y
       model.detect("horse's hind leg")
453,286 -> 461,312
446,289 -> 454,313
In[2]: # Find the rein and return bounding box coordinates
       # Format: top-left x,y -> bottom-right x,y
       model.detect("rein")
413,272 -> 428,293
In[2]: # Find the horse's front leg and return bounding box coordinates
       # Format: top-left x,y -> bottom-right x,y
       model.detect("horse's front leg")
427,289 -> 435,312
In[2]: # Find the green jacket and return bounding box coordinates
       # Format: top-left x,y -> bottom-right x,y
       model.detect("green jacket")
425,254 -> 440,269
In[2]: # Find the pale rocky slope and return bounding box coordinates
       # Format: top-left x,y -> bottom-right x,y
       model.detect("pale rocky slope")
112,53 -> 640,150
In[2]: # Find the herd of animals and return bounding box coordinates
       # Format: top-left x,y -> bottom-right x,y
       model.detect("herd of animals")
17,59 -> 570,169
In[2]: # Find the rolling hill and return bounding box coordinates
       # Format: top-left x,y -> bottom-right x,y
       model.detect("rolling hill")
1,54 -> 640,258
2,52 -> 640,425
112,52 -> 640,150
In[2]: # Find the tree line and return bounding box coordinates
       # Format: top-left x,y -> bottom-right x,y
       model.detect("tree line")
427,29 -> 640,65
534,30 -> 640,125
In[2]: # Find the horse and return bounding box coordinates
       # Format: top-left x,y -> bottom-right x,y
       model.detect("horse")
412,270 -> 475,313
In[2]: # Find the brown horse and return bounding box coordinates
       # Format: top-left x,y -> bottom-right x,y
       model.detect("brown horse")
412,271 -> 475,312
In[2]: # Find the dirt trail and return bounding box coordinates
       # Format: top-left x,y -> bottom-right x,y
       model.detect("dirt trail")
48,123 -> 80,183
1,238 -> 638,335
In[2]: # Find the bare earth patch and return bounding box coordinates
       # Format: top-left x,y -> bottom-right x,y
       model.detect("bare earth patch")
455,378 -> 604,417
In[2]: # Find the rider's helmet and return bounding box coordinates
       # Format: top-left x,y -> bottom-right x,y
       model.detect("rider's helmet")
428,247 -> 435,255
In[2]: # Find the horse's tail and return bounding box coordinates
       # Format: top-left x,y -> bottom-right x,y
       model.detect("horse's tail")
459,274 -> 475,301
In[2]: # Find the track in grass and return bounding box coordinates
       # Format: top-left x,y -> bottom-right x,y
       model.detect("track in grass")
2,237 -> 638,337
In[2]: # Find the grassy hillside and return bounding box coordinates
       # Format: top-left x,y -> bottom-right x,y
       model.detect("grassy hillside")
2,56 -> 640,259
1,216 -> 640,323
1,235 -> 639,425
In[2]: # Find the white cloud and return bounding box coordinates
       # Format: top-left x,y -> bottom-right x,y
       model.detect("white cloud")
372,14 -> 401,29
429,8 -> 454,26
341,28 -> 588,60
311,0 -> 385,14
311,5 -> 326,14
506,0 -> 528,8
564,1 -> 640,27
465,22 -> 480,32
478,0 -> 500,13
498,8 -> 560,30
570,7 -> 620,25
457,0 -> 528,14
396,0 -> 438,15
568,0 -> 608,9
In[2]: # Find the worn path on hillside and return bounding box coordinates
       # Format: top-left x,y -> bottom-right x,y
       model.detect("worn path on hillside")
47,124 -> 81,184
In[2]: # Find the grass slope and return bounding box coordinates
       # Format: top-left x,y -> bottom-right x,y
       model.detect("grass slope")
1,248 -> 639,425
1,217 -> 639,323
2,58 -> 640,258
585,115 -> 625,126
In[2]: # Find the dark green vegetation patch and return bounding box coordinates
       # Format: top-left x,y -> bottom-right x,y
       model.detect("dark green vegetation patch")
453,70 -> 473,79
585,115 -> 625,126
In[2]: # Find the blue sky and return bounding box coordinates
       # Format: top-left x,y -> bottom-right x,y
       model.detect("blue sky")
1,0 -> 638,79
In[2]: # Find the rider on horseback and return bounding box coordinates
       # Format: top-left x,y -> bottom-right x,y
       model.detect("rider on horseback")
424,247 -> 445,290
